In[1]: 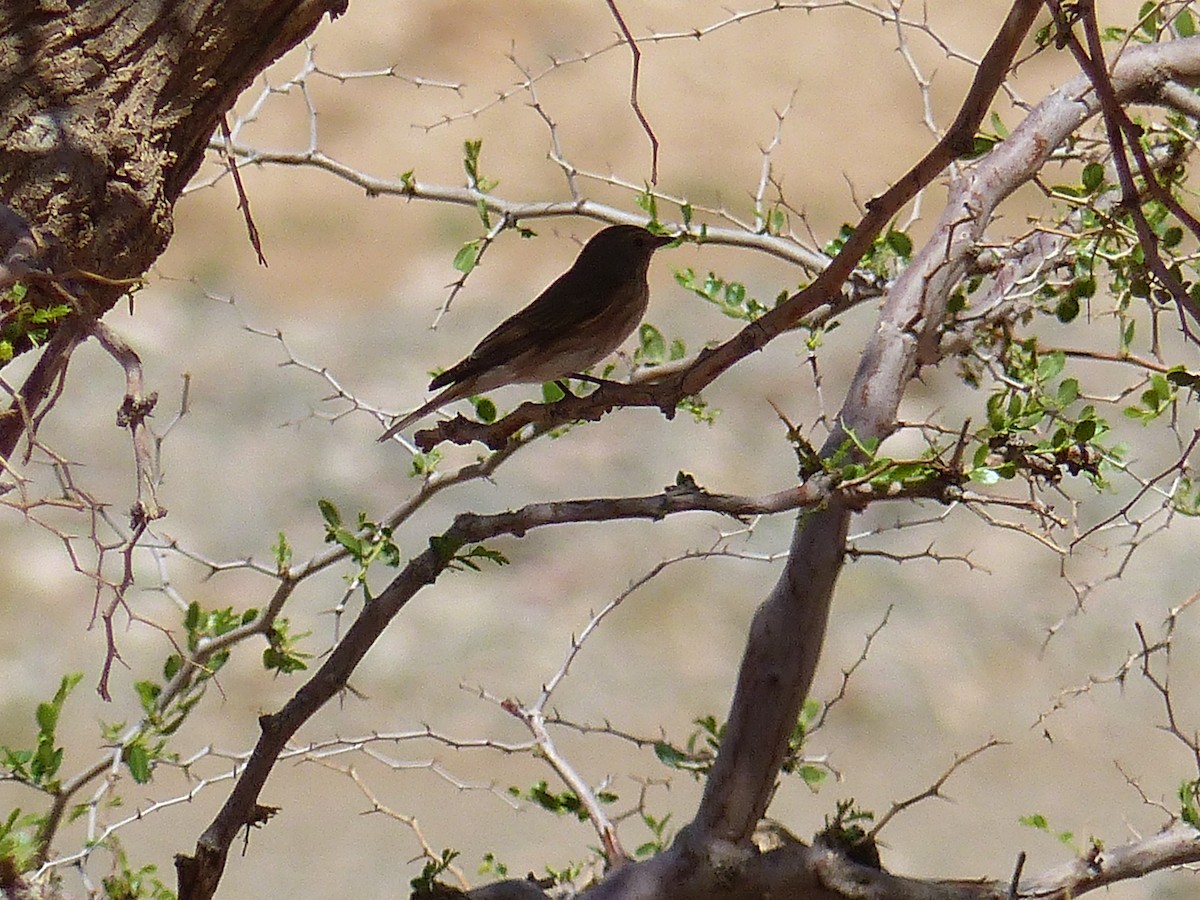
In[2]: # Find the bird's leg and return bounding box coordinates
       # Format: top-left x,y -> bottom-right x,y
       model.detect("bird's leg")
568,372 -> 624,388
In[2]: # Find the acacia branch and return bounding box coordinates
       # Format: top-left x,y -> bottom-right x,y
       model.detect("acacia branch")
680,0 -> 1044,852
413,0 -> 1045,452
1044,0 -> 1200,328
605,0 -> 659,184
171,474 -> 905,898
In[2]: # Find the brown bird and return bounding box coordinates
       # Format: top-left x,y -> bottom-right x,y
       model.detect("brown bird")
379,224 -> 672,441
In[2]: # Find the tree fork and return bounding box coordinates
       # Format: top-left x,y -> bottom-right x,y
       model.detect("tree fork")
0,0 -> 347,457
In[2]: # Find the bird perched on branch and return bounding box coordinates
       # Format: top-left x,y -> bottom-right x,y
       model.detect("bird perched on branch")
379,224 -> 673,441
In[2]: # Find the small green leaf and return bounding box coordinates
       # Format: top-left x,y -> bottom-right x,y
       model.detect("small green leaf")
453,241 -> 481,275
134,680 -> 161,715
798,765 -> 828,787
1069,276 -> 1096,299
124,743 -> 152,784
635,185 -> 659,222
1037,351 -> 1066,382
163,654 -> 183,681
639,323 -> 666,364
273,532 -> 293,571
471,396 -> 497,423
885,229 -> 913,259
654,742 -> 687,767
318,499 -> 341,528
970,468 -> 1001,485
1057,378 -> 1079,407
35,702 -> 58,735
968,134 -> 998,157
1056,296 -> 1080,323
1179,780 -> 1200,828
1139,1 -> 1158,38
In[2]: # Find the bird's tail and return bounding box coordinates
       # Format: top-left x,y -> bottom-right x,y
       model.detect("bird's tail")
377,383 -> 466,442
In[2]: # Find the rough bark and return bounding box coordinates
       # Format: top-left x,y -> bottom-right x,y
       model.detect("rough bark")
0,0 -> 347,458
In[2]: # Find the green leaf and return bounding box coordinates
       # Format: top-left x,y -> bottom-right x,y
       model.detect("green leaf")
1081,162 -> 1105,192
968,134 -> 998,158
124,743 -> 152,784
471,396 -> 497,423
654,742 -> 688,767
453,241 -> 481,275
635,841 -> 659,858
1178,8 -> 1196,37
430,534 -> 465,563
332,530 -> 363,556
1037,351 -> 1066,382
134,680 -> 161,715
635,185 -> 659,222
798,765 -> 827,787
1139,1 -> 1158,38
263,646 -> 309,674
1069,276 -> 1096,299
1167,367 -> 1200,390
273,532 -> 293,571
885,229 -> 913,259
969,468 -> 1001,485
411,448 -> 443,477
1057,378 -> 1079,407
35,701 -> 58,735
411,848 -> 461,894
1179,779 -> 1200,828
318,499 -> 341,528
1058,298 -> 1080,327
639,323 -> 666,364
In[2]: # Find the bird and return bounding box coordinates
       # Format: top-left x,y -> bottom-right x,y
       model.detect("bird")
378,224 -> 673,441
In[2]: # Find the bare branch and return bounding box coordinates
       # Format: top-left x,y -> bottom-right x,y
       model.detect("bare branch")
604,0 -> 659,184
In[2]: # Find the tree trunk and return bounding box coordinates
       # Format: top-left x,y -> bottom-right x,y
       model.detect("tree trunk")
0,0 -> 347,457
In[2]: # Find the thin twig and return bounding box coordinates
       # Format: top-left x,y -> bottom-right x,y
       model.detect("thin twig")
605,0 -> 659,183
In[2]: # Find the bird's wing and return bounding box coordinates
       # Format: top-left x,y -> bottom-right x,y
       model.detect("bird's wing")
430,270 -> 600,389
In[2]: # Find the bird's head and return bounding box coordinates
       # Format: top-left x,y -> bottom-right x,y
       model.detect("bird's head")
575,224 -> 674,273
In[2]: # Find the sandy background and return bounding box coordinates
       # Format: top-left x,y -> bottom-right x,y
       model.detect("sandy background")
2,2 -> 1198,898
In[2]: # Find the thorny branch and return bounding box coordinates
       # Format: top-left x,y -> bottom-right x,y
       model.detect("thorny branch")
605,0 -> 659,184
7,1 -> 1200,900
1044,0 -> 1200,330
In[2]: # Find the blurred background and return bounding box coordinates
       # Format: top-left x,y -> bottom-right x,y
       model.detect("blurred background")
2,1 -> 1198,897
